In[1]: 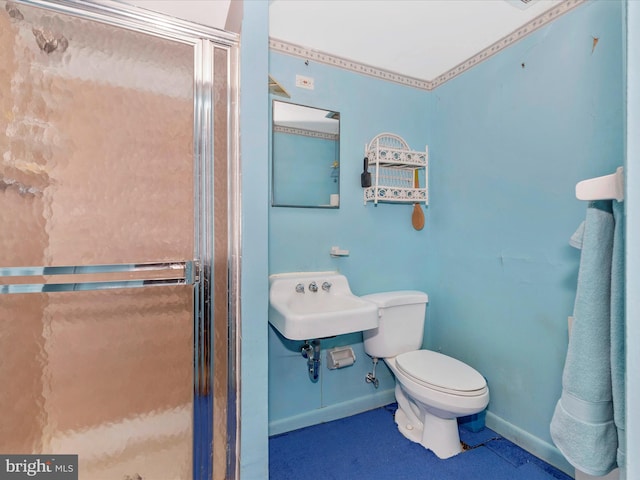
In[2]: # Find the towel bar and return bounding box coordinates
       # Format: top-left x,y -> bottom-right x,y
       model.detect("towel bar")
575,167 -> 624,202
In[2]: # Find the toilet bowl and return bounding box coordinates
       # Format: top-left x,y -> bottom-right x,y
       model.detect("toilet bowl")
362,291 -> 489,459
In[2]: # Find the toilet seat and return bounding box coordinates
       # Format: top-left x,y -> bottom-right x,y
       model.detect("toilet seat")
395,350 -> 486,397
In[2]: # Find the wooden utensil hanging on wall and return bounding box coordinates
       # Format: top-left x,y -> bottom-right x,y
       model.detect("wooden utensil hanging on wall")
412,169 -> 425,231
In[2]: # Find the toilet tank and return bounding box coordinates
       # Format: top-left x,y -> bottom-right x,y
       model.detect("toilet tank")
362,291 -> 428,359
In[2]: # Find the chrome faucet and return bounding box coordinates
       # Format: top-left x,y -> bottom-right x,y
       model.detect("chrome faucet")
308,281 -> 318,292
322,281 -> 332,292
295,283 -> 305,293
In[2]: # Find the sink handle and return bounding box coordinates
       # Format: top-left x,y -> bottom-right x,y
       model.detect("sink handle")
308,281 -> 318,292
295,283 -> 305,293
322,281 -> 332,292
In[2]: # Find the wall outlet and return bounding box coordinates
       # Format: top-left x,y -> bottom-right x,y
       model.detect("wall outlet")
295,75 -> 314,90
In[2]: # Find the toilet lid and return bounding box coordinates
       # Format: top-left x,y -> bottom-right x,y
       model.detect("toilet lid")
395,350 -> 486,395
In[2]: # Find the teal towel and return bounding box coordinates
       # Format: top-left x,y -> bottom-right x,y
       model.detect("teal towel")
610,201 -> 625,474
550,201 -> 624,476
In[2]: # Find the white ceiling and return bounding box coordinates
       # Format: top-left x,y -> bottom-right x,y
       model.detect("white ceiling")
273,102 -> 339,134
118,0 -> 228,27
118,0 -> 241,33
269,0 -> 568,83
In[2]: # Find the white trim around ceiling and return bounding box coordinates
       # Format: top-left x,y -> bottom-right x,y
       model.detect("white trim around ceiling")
270,0 -> 585,91
273,125 -> 338,140
269,37 -> 433,90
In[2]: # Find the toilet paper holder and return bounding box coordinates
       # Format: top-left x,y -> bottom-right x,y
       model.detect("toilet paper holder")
326,346 -> 356,369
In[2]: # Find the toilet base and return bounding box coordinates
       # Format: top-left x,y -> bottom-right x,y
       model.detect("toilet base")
394,387 -> 463,459
383,356 -> 488,460
395,407 -> 424,444
395,408 -> 463,459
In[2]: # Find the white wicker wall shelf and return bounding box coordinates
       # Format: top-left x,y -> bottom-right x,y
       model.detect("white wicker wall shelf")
362,133 -> 428,205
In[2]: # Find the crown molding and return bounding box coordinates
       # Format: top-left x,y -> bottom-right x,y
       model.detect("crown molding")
273,125 -> 339,140
269,0 -> 585,91
269,38 -> 433,90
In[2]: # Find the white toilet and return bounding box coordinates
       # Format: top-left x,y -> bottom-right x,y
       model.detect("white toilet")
362,291 -> 489,459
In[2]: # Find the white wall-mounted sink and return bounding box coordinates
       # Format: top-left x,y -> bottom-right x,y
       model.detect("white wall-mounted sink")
269,272 -> 378,340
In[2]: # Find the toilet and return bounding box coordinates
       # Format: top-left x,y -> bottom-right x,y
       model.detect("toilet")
362,291 -> 489,459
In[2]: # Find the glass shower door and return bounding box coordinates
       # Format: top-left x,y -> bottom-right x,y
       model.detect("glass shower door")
0,2 -> 216,478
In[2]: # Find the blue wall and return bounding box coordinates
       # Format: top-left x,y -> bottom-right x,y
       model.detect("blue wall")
268,52 -> 431,433
272,131 -> 338,206
240,2 -> 269,479
267,0 -> 624,474
428,0 -> 623,469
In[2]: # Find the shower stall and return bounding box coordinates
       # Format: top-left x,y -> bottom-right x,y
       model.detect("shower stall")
0,1 -> 239,478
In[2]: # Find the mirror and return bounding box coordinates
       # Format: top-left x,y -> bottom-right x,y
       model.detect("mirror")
272,100 -> 340,208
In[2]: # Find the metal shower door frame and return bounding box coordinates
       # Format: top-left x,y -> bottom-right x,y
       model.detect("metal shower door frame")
7,1 -> 241,478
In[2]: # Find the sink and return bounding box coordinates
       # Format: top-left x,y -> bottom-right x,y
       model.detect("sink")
269,271 -> 378,340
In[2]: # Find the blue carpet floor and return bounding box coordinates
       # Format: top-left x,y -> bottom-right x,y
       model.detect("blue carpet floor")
269,404 -> 573,480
